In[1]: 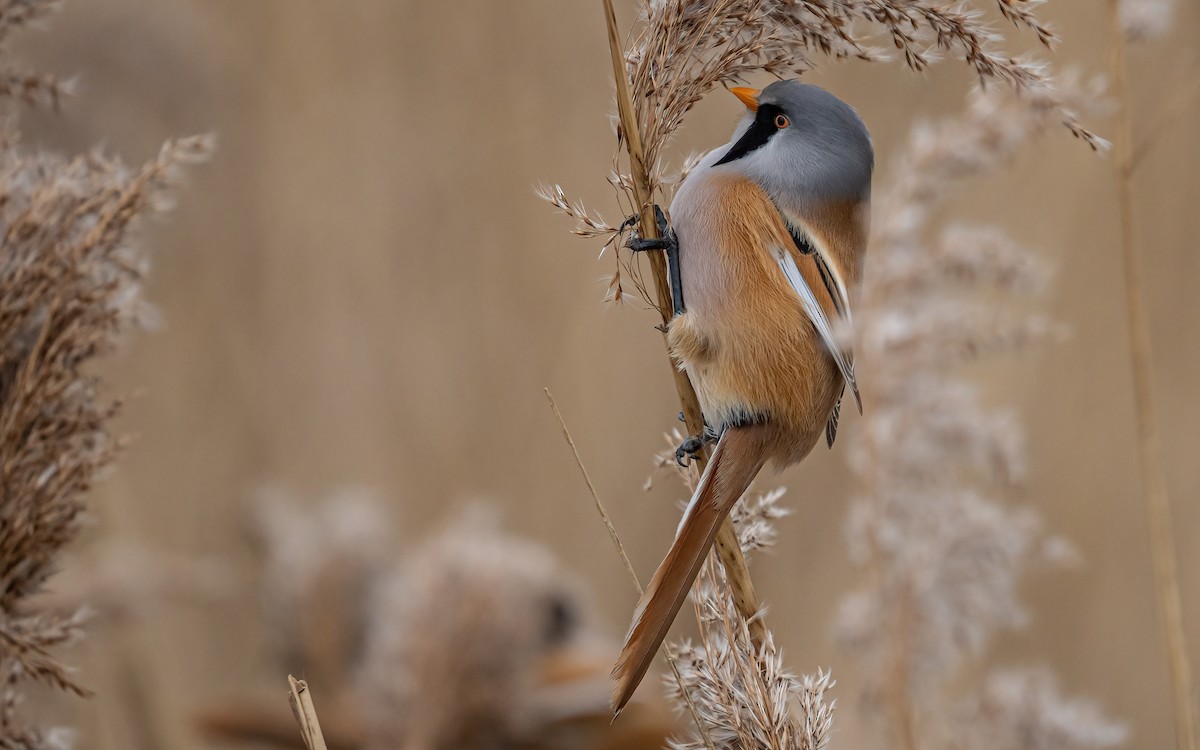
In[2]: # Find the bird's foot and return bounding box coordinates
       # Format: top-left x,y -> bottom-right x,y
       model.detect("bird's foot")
674,426 -> 719,467
625,205 -> 676,253
626,206 -> 685,317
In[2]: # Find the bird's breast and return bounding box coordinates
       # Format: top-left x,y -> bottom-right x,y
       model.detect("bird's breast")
667,170 -> 842,466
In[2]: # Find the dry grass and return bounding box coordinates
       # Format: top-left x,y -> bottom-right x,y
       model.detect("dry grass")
0,1 -> 209,746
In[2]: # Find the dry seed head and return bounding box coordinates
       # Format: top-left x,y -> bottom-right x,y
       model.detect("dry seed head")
666,558 -> 834,750
0,3 -> 210,743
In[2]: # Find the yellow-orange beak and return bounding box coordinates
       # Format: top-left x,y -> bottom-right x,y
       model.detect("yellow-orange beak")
730,87 -> 760,112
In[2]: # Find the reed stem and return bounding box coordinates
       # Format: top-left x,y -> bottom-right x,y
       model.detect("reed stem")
1107,6 -> 1197,749
599,0 -> 767,650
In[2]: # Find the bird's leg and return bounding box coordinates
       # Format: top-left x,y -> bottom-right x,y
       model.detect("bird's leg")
674,424 -> 719,467
626,205 -> 685,316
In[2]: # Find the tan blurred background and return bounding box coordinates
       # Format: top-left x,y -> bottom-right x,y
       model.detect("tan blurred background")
14,1 -> 1200,748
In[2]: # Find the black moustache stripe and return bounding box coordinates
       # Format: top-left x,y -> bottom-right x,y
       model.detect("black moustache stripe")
714,103 -> 784,166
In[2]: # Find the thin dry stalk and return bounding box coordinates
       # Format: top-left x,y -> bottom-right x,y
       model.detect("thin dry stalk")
287,676 -> 329,750
1106,5 -> 1197,749
600,0 -> 767,653
545,388 -> 717,750
545,389 -> 641,591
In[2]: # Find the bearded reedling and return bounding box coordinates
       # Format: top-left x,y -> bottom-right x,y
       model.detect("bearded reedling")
613,81 -> 872,714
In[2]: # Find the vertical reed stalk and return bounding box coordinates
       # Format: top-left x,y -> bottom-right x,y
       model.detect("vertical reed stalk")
599,0 -> 767,649
1107,6 -> 1197,749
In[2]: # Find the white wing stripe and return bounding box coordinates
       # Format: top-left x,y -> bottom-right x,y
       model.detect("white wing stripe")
775,248 -> 861,410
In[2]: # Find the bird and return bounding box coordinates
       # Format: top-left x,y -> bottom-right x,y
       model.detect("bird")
612,80 -> 873,715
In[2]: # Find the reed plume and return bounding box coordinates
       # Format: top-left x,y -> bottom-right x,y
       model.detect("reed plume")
836,82 -> 1123,750
544,0 -> 1101,305
0,3 -> 209,746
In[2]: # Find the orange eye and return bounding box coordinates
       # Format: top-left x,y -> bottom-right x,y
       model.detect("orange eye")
774,113 -> 790,129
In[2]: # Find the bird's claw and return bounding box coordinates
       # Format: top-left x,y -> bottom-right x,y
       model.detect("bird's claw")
674,426 -> 719,467
675,436 -> 704,467
625,205 -> 676,253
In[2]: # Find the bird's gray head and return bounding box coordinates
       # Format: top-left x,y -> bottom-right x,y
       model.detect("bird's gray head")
712,81 -> 873,210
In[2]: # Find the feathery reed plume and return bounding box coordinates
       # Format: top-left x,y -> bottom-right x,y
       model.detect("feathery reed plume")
836,83 -> 1121,750
1106,3 -> 1194,748
0,3 -> 209,746
666,561 -> 835,750
545,0 -> 1102,305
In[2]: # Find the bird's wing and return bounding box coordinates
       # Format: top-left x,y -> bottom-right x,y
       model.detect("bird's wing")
774,244 -> 860,411
825,390 -> 843,448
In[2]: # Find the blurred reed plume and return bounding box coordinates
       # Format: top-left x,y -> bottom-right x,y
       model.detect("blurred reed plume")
256,487 -> 395,698
361,509 -> 594,750
0,2 -> 209,746
835,84 -> 1124,750
1117,0 -> 1175,42
203,495 -> 675,750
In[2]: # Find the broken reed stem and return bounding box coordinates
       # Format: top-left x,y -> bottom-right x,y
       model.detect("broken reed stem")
544,388 -> 717,750
287,676 -> 329,750
600,0 -> 766,651
1107,6 -> 1197,750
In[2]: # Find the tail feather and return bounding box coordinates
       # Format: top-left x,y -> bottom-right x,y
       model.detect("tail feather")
610,424 -> 771,715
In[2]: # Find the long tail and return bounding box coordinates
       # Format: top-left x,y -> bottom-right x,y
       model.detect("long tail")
610,423 -> 771,715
